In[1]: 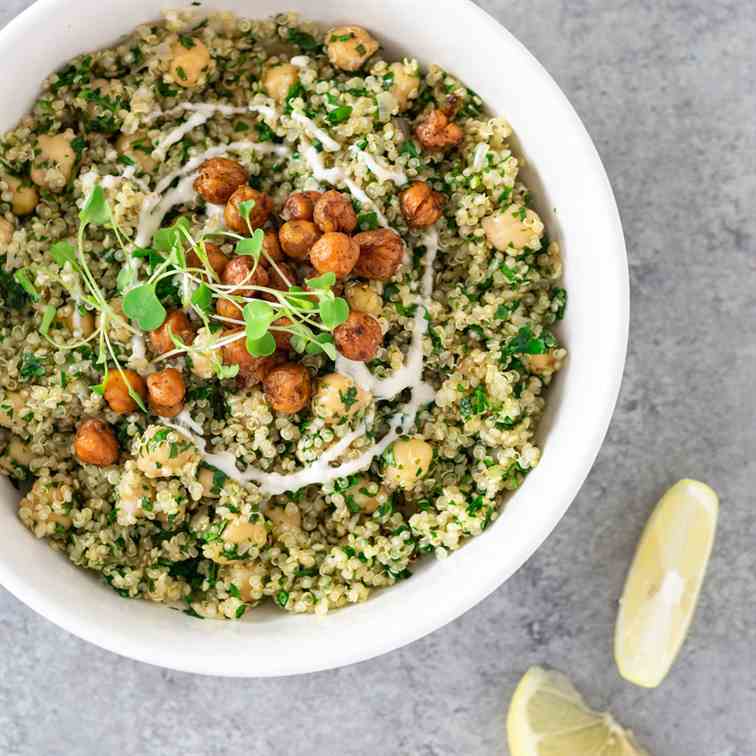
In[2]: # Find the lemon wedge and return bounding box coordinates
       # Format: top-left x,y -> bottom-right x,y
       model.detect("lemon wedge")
506,666 -> 649,756
614,479 -> 719,688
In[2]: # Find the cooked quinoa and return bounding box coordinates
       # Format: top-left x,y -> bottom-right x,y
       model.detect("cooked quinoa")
0,11 -> 567,619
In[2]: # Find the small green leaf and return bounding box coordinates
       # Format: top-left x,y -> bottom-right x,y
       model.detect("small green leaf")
319,297 -> 349,329
243,299 -> 275,341
39,304 -> 56,335
191,283 -> 212,313
122,284 -> 166,330
215,362 -> 240,380
306,332 -> 336,359
91,382 -> 105,396
13,269 -> 39,301
285,287 -> 317,311
246,331 -> 276,357
79,185 -> 111,226
153,227 -> 179,253
50,241 -> 77,268
116,264 -> 137,293
236,228 -> 264,257
238,199 -> 256,221
305,271 -> 336,291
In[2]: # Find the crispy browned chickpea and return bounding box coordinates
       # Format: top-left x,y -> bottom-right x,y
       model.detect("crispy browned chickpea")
271,317 -> 293,352
224,186 -> 272,235
263,363 -> 311,414
333,311 -> 383,362
215,297 -> 243,322
194,158 -> 248,205
104,369 -> 147,415
309,232 -> 360,279
279,220 -> 321,261
400,181 -> 445,228
74,418 -> 119,466
262,228 -> 283,261
353,229 -> 404,281
146,368 -> 186,415
313,190 -> 357,233
222,255 -> 269,298
187,242 -> 229,278
281,191 -> 322,222
266,262 -> 296,293
415,109 -> 464,151
221,329 -> 284,384
150,310 -> 195,355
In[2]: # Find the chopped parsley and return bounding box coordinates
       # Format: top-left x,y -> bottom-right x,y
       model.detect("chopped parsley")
326,105 -> 352,124
287,27 -> 321,52
19,353 -> 46,382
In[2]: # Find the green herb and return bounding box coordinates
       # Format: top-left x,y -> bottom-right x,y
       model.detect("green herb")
400,139 -> 419,158
191,283 -> 212,313
275,590 -> 290,608
122,283 -> 166,331
326,105 -> 352,124
227,583 -> 241,599
233,120 -> 250,132
79,185 -> 111,226
0,266 -> 29,310
156,80 -> 178,98
71,136 -> 87,155
357,211 -> 379,230
283,81 -> 306,114
13,269 -> 38,301
175,66 -> 188,81
339,385 -> 358,408
179,34 -> 196,49
355,43 -> 367,55
287,27 -> 322,51
319,296 -> 349,328
117,154 -> 135,167
255,122 -> 276,142
467,495 -> 485,516
19,353 -> 46,381
330,33 -> 353,42
502,326 -> 547,358
235,605 -> 246,619
39,304 -> 56,335
498,187 -> 512,206
552,288 -> 567,321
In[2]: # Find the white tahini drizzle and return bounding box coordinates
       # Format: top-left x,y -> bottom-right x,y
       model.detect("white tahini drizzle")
351,146 -> 408,186
130,334 -> 146,360
290,111 -> 340,152
290,55 -> 310,68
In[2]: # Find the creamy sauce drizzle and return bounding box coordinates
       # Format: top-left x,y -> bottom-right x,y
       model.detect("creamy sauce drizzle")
130,334 -> 146,360
352,147 -> 408,186
291,111 -> 340,152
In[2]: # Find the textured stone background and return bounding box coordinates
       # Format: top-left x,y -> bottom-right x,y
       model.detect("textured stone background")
1,1 -> 754,754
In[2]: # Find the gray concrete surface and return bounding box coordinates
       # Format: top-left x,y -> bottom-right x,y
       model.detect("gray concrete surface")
1,1 -> 754,754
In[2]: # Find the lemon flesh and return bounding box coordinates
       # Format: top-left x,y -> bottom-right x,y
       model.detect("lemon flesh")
507,667 -> 650,756
614,479 -> 719,688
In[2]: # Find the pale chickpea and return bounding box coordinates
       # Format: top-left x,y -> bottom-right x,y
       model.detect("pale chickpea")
146,368 -> 186,415
74,418 -> 119,467
59,306 -> 95,338
5,176 -> 39,216
198,466 -> 223,498
312,373 -> 371,423
0,390 -> 26,429
400,181 -> 444,228
279,220 -> 321,261
326,26 -> 380,71
116,464 -> 154,525
225,186 -> 272,234
0,217 -> 13,245
115,131 -> 156,173
187,242 -> 228,279
263,363 -> 312,414
415,109 -> 464,152
281,191 -> 322,222
136,424 -> 200,479
342,475 -> 387,514
525,352 -> 558,374
388,61 -> 421,112
189,327 -> 218,380
383,437 -> 433,489
18,478 -> 73,535
194,157 -> 248,205
8,435 -> 34,467
345,282 -> 382,316
104,368 -> 147,414
262,63 -> 299,102
267,501 -> 301,533
309,232 -> 360,279
482,205 -> 544,253
334,311 -> 383,362
31,130 -> 77,191
313,190 -> 357,233
169,37 -> 211,87
149,310 -> 195,355
223,562 -> 258,603
353,229 -> 404,281
224,515 -> 267,547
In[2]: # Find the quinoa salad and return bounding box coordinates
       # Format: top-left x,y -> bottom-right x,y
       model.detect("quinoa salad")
0,11 -> 567,619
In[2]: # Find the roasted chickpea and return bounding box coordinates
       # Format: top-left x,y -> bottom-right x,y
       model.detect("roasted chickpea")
74,418 -> 119,466
279,220 -> 321,261
170,38 -> 211,87
312,373 -> 371,423
326,26 -> 379,71
415,109 -> 464,151
281,191 -> 322,222
333,311 -> 383,362
149,310 -> 195,355
353,229 -> 404,281
383,437 -> 433,489
104,369 -> 147,414
388,61 -> 421,112
482,204 -> 544,254
147,368 -> 186,415
221,329 -> 283,384
263,363 -> 312,414
400,181 -> 444,228
0,217 -> 14,245
266,262 -> 296,295
345,282 -> 382,316
313,190 -> 357,233
115,131 -> 156,173
31,130 -> 77,191
222,255 -> 269,298
224,186 -> 272,234
309,232 -> 360,279
5,176 -> 38,216
270,317 -> 293,352
262,63 -> 299,102
262,228 -> 283,261
194,157 -> 249,205
187,242 -> 229,279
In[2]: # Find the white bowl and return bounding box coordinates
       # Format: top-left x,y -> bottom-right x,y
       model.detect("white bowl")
0,0 -> 628,676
